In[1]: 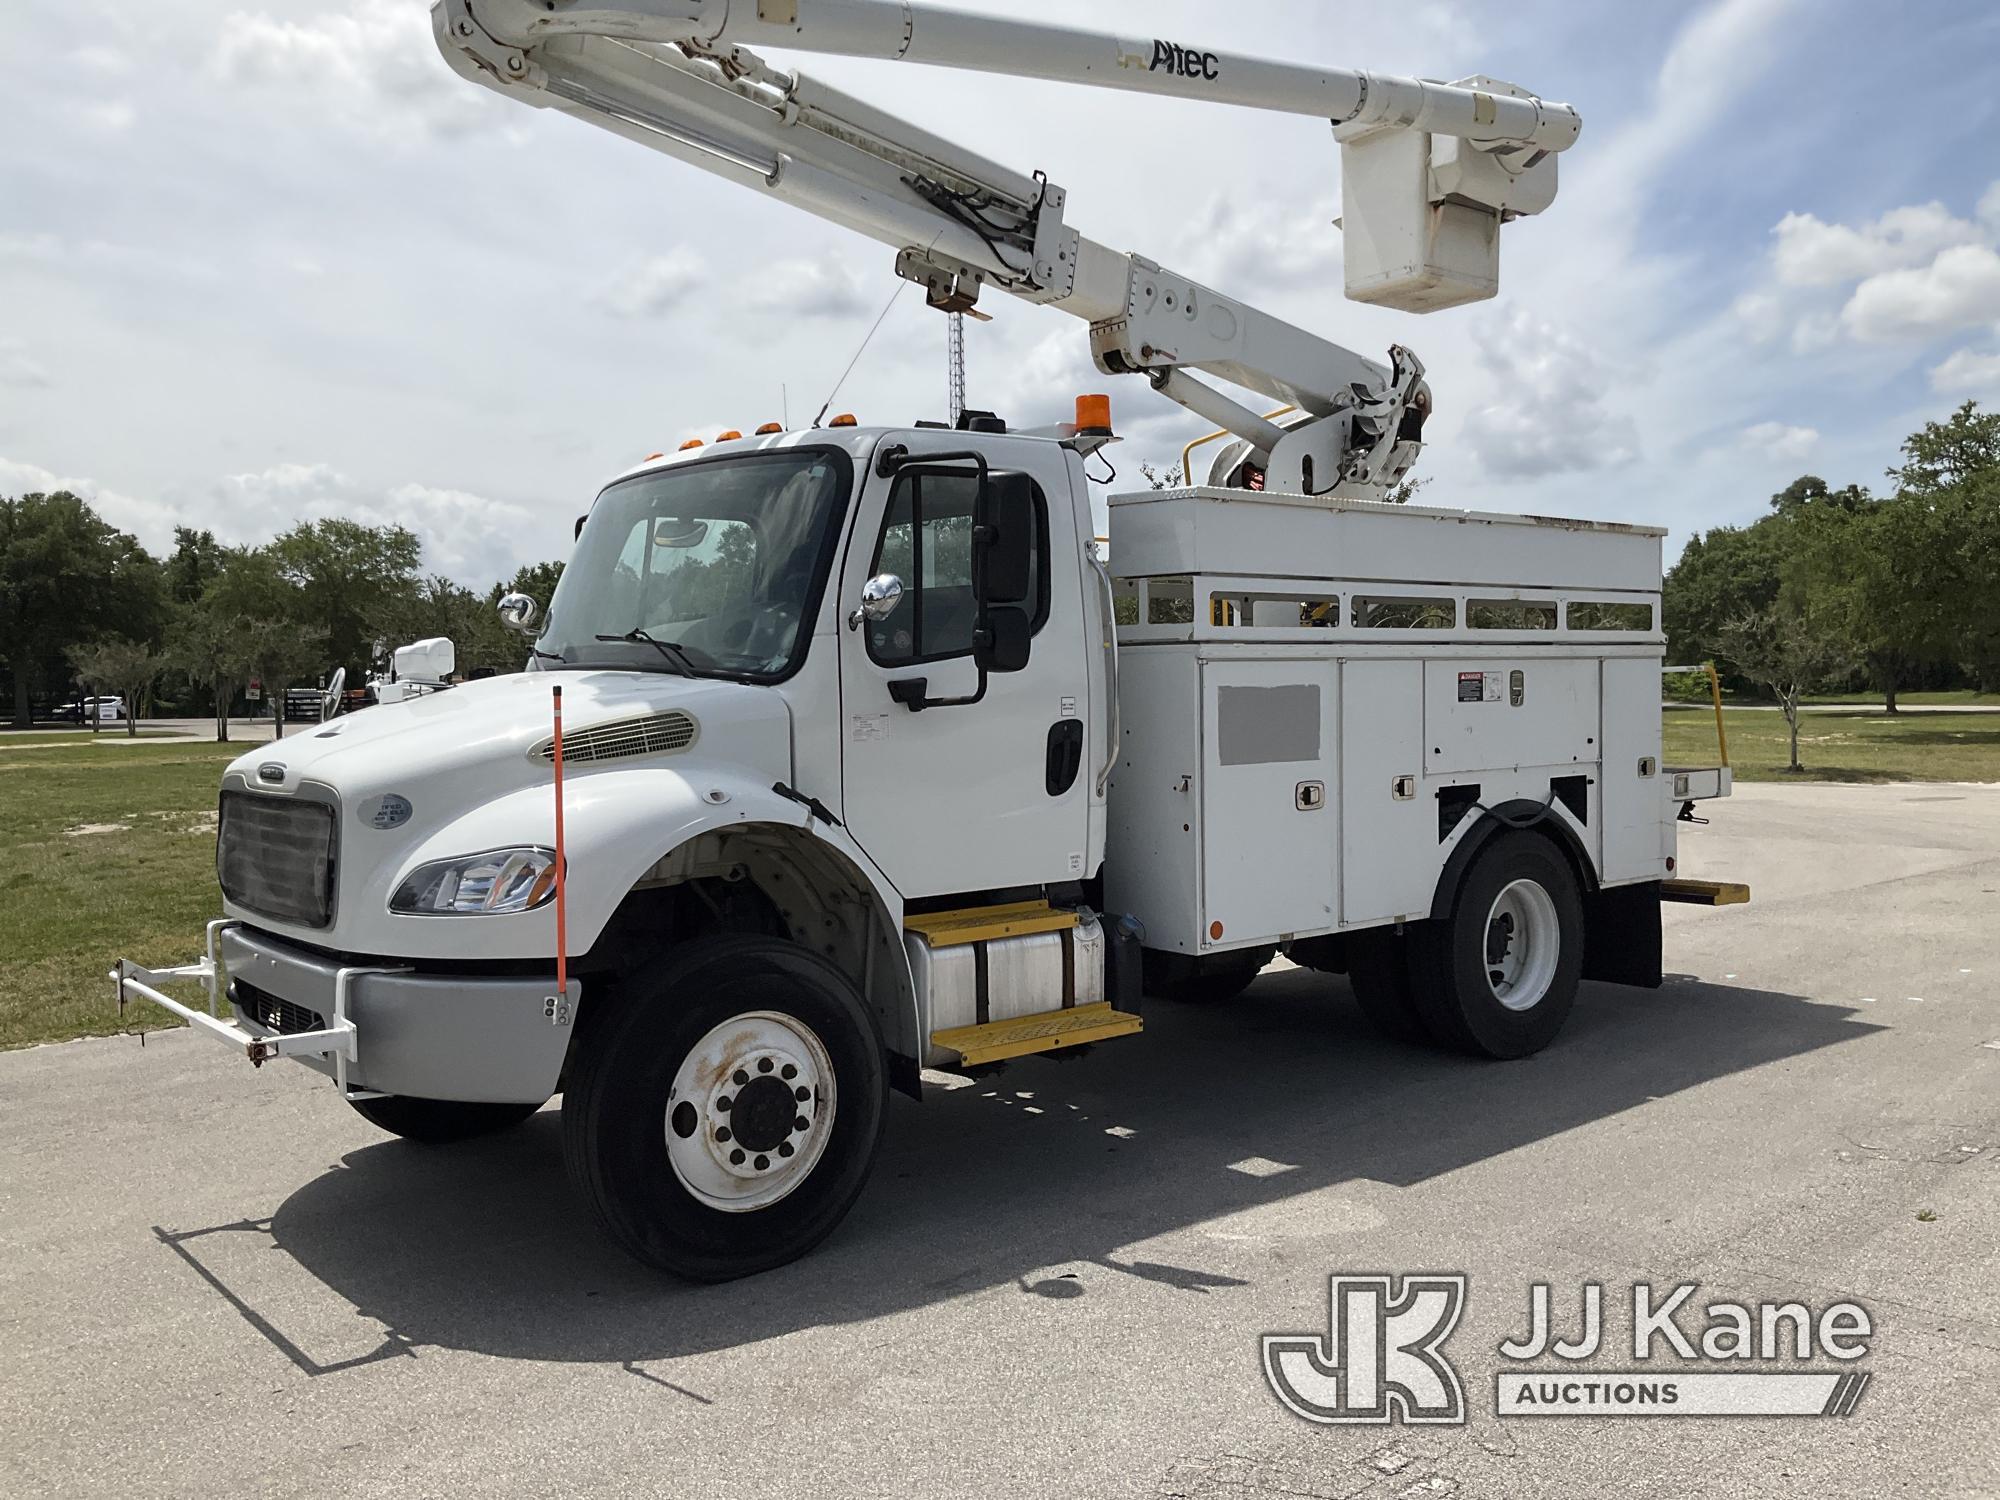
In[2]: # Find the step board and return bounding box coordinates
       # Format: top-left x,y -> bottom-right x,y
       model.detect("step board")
1660,878 -> 1751,906
903,898 -> 1077,948
931,1002 -> 1143,1067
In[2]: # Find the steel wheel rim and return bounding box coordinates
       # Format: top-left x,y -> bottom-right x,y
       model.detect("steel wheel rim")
664,1009 -> 837,1213
1484,879 -> 1560,1012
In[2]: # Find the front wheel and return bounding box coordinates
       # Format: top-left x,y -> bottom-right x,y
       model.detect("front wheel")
562,934 -> 886,1281
1409,831 -> 1584,1059
348,1095 -> 545,1144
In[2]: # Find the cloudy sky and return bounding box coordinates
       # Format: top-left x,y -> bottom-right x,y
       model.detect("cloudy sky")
3,0 -> 1998,587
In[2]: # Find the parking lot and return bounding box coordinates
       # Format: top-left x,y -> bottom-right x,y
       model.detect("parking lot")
3,781 -> 1996,1499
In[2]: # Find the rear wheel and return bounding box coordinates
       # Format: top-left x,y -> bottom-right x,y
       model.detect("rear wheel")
562,934 -> 886,1281
1144,945 -> 1276,1004
348,1095 -> 545,1144
1344,928 -> 1433,1044
1410,831 -> 1583,1059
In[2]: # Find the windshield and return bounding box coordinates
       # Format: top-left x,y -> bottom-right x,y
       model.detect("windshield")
537,448 -> 852,680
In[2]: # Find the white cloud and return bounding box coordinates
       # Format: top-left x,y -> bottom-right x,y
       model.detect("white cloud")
1839,243 -> 2000,343
0,338 -> 52,389
0,455 -> 181,543
1740,421 -> 1818,460
600,251 -> 705,318
74,99 -> 137,134
215,463 -> 537,584
743,259 -> 873,319
211,0 -> 493,138
1930,345 -> 2000,395
1459,309 -> 1640,481
1771,202 -> 1981,288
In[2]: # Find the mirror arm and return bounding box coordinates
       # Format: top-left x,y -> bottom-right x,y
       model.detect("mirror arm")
888,669 -> 989,714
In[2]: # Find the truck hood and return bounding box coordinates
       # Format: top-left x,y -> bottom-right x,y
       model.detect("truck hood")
231,670 -> 786,790
220,670 -> 797,956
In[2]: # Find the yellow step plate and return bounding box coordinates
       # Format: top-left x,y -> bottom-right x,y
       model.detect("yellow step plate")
904,899 -> 1077,948
932,1002 -> 1143,1066
1660,879 -> 1751,906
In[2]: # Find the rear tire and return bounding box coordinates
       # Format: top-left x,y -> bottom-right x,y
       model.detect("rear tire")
1410,831 -> 1583,1059
1344,928 -> 1434,1044
561,934 -> 886,1281
1144,945 -> 1276,1004
348,1095 -> 545,1144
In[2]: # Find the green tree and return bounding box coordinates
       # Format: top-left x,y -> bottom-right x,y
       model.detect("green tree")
1663,514 -> 1787,678
164,526 -> 227,605
495,559 -> 566,609
1721,602 -> 1848,773
243,620 -> 332,739
168,604 -> 255,743
1890,401 -> 2000,495
266,518 -> 422,677
0,491 -> 163,727
65,637 -> 163,737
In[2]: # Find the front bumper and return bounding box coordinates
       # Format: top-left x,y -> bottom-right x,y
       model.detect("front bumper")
113,920 -> 579,1104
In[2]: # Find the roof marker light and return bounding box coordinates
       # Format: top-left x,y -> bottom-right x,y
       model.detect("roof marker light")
679,438 -> 704,451
830,413 -> 858,427
756,422 -> 783,434
717,429 -> 742,441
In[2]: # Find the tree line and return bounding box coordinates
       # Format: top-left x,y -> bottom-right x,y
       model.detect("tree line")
1665,401 -> 2000,768
0,497 -> 562,738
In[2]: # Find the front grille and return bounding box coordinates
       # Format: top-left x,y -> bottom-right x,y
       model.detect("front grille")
218,791 -> 337,929
231,980 -> 326,1036
531,710 -> 698,765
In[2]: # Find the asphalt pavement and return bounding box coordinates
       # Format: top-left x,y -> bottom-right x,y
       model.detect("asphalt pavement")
2,782 -> 1996,1499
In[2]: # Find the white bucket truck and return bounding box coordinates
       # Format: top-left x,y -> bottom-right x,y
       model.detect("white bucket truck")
115,1 -> 1740,1279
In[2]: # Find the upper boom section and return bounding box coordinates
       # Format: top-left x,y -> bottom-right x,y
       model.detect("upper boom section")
469,0 -> 1581,154
435,0 -> 1580,498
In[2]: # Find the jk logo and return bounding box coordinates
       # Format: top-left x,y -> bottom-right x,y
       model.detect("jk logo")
1263,1274 -> 1468,1425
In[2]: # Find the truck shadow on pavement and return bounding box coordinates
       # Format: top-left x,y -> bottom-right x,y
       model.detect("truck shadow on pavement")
175,966 -> 1880,1371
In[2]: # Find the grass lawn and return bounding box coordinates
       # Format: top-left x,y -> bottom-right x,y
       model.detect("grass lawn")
1666,706 -> 2000,783
0,730 -> 182,747
1,740 -> 242,1050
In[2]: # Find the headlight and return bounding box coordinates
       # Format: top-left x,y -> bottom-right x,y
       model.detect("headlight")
390,847 -> 559,915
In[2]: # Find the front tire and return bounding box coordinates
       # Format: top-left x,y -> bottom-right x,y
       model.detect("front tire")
562,934 -> 886,1281
348,1095 -> 545,1144
1410,831 -> 1584,1059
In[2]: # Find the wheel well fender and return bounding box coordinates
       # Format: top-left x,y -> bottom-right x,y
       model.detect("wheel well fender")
1427,799 -> 1597,921
582,793 -> 920,1098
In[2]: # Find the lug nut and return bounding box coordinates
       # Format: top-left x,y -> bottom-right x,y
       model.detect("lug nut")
793,1086 -> 809,1102
732,1069 -> 748,1086
780,1063 -> 797,1080
716,1095 -> 732,1112
715,1126 -> 731,1142
757,1057 -> 773,1073
729,1148 -> 745,1165
778,1142 -> 795,1158
792,1115 -> 809,1132
753,1155 -> 769,1171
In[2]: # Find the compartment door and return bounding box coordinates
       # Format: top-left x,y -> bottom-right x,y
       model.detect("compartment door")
1340,659 -> 1435,925
1199,659 -> 1335,948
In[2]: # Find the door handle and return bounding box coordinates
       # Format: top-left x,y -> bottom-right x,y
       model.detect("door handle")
1046,719 -> 1085,795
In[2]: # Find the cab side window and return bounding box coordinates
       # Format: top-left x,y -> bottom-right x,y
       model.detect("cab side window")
866,469 -> 1048,666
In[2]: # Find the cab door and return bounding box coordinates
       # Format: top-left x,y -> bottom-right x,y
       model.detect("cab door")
836,436 -> 1093,899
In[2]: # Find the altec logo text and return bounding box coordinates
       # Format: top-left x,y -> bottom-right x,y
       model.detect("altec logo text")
1263,1276 -> 1874,1423
1148,39 -> 1220,80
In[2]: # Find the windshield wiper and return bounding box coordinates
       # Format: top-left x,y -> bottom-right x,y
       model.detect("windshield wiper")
527,644 -> 566,663
596,628 -> 698,678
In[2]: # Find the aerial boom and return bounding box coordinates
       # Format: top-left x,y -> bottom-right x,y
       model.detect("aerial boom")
435,0 -> 1580,495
